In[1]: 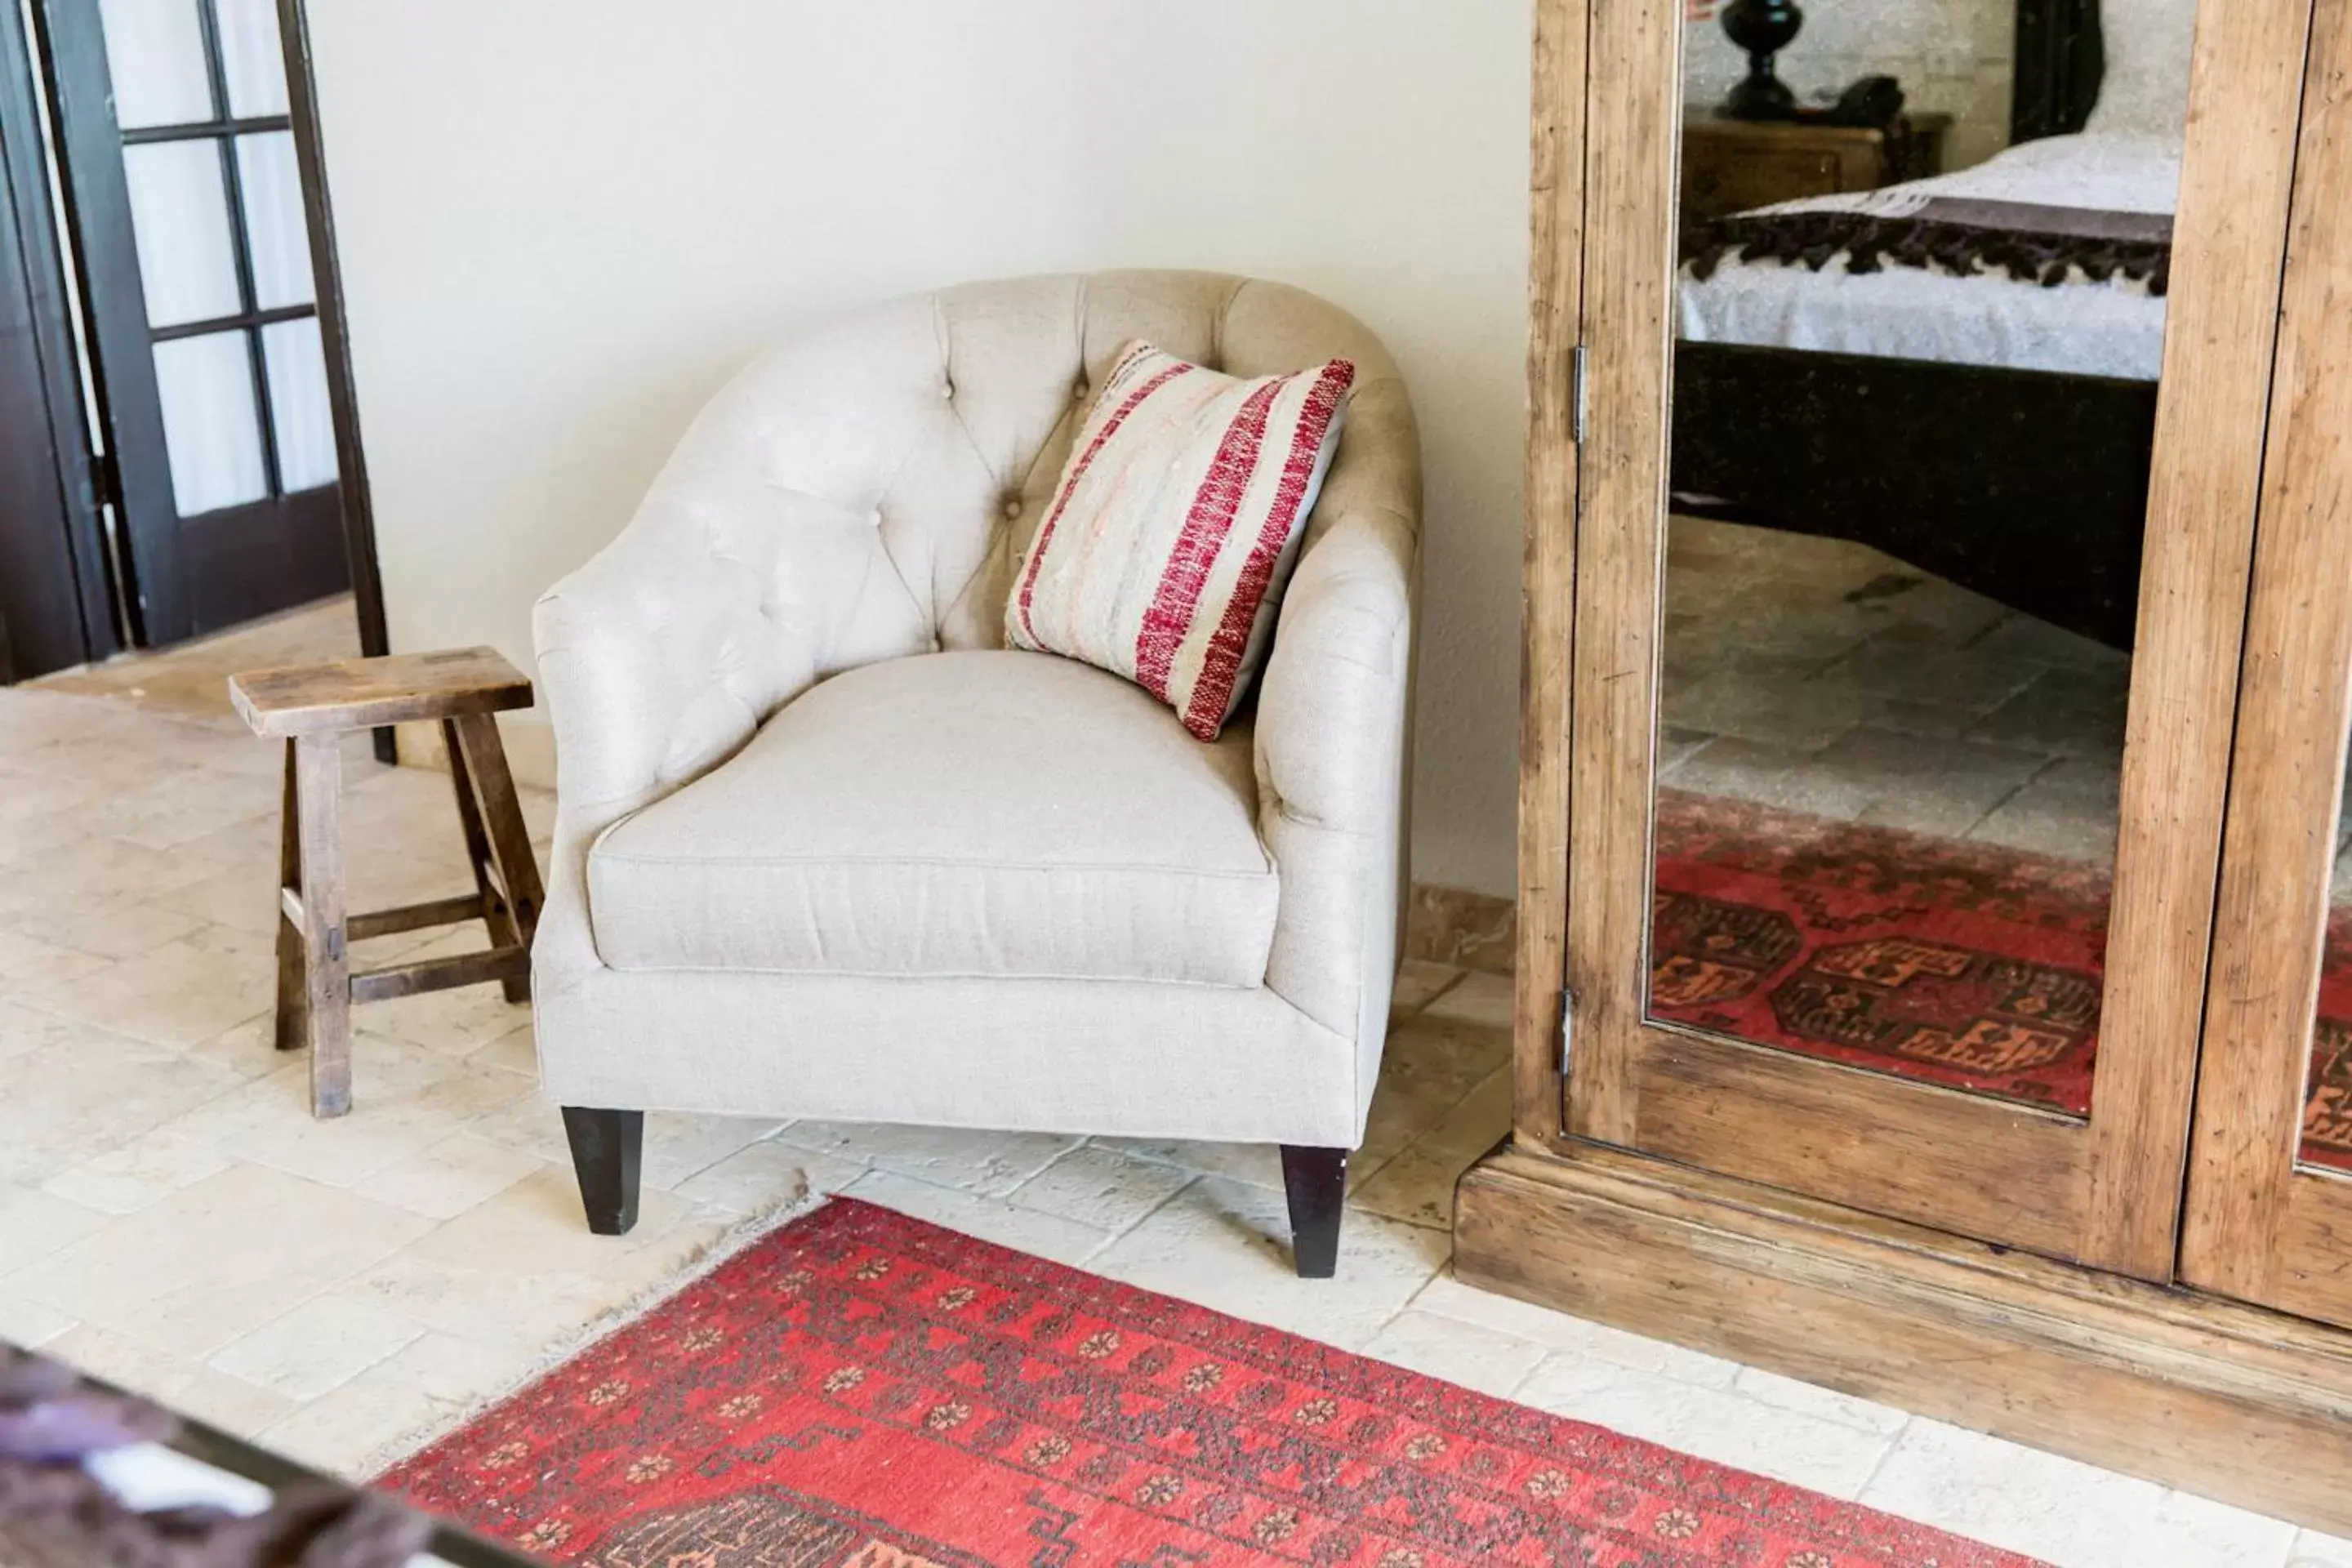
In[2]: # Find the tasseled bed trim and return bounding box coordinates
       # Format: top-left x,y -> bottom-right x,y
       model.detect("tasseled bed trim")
1685,196 -> 2174,296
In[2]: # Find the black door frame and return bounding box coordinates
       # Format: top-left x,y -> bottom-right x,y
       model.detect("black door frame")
0,0 -> 114,680
36,0 -> 188,645
25,0 -> 385,684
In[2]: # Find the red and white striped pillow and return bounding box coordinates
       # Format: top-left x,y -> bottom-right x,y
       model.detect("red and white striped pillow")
1007,341 -> 1356,742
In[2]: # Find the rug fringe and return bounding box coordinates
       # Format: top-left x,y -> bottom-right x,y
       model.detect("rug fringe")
355,1179 -> 832,1481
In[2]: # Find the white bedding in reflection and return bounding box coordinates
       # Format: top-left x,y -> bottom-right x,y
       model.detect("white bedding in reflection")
1677,132 -> 2182,380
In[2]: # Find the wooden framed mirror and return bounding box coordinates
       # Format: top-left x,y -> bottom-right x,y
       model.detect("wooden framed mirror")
1468,0 -> 2352,1528
1520,0 -> 2311,1280
2182,0 -> 2352,1328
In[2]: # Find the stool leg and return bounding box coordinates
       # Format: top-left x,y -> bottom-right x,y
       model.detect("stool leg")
452,714 -> 544,1000
293,733 -> 352,1118
274,741 -> 305,1051
443,719 -> 527,1003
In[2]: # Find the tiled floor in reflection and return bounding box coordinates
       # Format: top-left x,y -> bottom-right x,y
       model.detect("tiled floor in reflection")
1,598 -> 2346,1568
1659,516 -> 2135,863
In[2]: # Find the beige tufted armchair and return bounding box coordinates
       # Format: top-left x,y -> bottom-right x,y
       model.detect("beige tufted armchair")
532,272 -> 1419,1276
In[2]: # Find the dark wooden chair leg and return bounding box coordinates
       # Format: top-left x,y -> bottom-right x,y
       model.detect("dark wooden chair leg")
1281,1145 -> 1349,1280
563,1107 -> 644,1236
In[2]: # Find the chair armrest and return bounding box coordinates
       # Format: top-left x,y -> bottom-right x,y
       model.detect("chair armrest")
534,523 -> 789,819
1254,374 -> 1422,1062
531,431 -> 829,996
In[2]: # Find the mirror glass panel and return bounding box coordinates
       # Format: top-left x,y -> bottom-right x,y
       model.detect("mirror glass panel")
262,317 -> 337,492
237,132 -> 315,310
96,0 -> 213,130
2301,749 -> 2352,1173
213,0 -> 292,118
152,331 -> 266,514
122,140 -> 242,328
1646,0 -> 2196,1117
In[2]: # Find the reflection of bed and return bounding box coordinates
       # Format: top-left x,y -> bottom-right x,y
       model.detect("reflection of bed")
1682,133 -> 2177,378
1671,0 -> 2188,648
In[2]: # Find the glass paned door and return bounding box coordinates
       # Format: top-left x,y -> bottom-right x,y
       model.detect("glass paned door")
1555,0 -> 2310,1275
40,0 -> 347,645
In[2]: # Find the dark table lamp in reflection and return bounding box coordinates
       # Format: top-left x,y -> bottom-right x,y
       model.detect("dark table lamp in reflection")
1720,0 -> 1804,118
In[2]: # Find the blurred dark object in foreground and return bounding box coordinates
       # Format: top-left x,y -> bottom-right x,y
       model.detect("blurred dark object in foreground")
0,1343 -> 435,1568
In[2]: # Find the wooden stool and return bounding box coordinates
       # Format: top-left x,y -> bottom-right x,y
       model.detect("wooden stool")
229,648 -> 542,1119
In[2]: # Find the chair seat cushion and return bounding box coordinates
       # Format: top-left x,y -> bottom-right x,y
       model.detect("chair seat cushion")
587,649 -> 1279,986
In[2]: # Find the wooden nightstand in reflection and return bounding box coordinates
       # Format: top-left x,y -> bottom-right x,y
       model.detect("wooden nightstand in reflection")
1681,112 -> 1953,223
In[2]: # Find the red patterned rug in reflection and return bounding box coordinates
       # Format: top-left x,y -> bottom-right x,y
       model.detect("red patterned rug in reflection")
1650,788 -> 2352,1172
380,1199 -> 2039,1568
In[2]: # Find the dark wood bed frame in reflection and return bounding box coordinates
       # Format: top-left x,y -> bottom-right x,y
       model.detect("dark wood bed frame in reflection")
1671,0 -> 2152,648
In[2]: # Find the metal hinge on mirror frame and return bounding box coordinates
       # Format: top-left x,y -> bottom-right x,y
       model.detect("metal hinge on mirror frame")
1571,344 -> 1589,444
1559,985 -> 1574,1073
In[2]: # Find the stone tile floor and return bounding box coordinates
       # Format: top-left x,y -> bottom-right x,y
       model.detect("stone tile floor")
0,598 -> 2347,1567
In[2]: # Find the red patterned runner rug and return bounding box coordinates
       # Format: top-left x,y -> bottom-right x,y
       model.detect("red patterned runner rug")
381,1200 -> 2041,1567
1650,788 -> 2352,1173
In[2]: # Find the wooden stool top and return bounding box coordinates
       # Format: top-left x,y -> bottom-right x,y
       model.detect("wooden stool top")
229,647 -> 532,737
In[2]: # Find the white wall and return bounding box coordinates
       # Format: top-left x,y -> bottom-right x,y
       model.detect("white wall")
307,1 -> 1532,897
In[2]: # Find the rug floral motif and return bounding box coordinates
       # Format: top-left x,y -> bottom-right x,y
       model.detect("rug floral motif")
1651,788 -> 2352,1173
381,1199 -> 2042,1568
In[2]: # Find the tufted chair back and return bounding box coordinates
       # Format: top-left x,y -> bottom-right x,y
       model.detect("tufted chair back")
553,272 -> 1412,804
